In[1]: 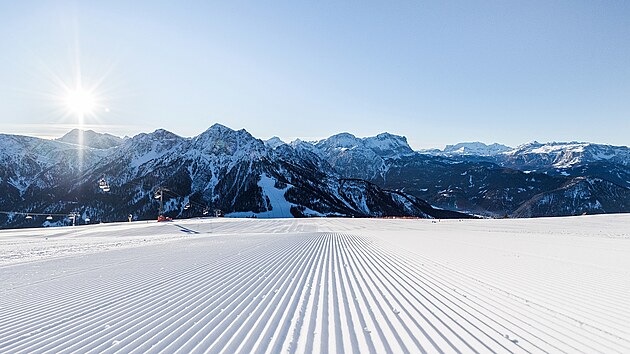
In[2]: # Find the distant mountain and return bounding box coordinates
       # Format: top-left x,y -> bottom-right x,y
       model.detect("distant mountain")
315,132 -> 414,158
499,141 -> 630,169
362,133 -> 416,158
1,127 -> 628,229
420,140 -> 629,170
0,133 -> 108,195
57,129 -> 124,149
480,142 -> 630,191
512,177 -> 630,217
298,137 -> 629,217
0,125 -> 470,229
420,142 -> 512,156
311,132 -> 415,181
264,136 -> 286,149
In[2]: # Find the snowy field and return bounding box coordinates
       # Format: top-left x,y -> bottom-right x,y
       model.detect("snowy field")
1,215 -> 629,353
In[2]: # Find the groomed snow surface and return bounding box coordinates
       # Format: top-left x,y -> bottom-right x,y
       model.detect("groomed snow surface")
1,215 -> 629,353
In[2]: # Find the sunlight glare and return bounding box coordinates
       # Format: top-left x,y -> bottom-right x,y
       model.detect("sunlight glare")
65,88 -> 97,116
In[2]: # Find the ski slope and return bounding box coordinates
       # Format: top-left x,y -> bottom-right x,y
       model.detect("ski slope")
1,215 -> 629,353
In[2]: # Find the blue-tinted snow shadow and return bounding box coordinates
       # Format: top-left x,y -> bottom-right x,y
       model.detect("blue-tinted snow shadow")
171,224 -> 200,234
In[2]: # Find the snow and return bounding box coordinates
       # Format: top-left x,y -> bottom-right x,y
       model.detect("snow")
130,145 -> 162,168
315,132 -> 414,159
7,176 -> 29,195
502,141 -> 630,168
317,132 -> 360,149
56,129 -> 124,149
264,137 -> 286,149
528,143 -> 587,155
424,142 -> 512,156
0,222 -> 190,265
362,133 -> 415,157
226,174 -> 323,218
1,214 -> 629,353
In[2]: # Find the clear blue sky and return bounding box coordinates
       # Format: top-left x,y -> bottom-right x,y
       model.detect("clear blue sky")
0,0 -> 628,149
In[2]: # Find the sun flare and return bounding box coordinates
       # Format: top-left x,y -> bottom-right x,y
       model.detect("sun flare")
65,88 -> 97,116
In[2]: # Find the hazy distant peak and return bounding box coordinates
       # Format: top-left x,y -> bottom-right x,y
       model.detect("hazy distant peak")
375,132 -> 406,140
150,128 -> 183,139
205,123 -> 233,133
363,132 -> 414,157
437,142 -> 512,156
198,124 -> 259,142
57,129 -> 124,149
509,141 -> 590,154
265,136 -> 286,149
317,133 -> 360,148
289,138 -> 318,149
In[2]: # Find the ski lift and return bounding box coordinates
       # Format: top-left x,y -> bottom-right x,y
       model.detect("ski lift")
203,208 -> 209,216
25,215 -> 33,220
184,203 -> 191,210
46,215 -> 53,220
99,178 -> 111,192
154,191 -> 162,199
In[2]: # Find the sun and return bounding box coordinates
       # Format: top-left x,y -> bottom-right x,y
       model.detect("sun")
65,88 -> 97,116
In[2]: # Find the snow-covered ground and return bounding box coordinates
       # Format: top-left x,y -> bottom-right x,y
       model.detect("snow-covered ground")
1,215 -> 629,353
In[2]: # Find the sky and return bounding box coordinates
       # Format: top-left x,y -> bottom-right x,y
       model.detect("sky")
0,1 -> 628,149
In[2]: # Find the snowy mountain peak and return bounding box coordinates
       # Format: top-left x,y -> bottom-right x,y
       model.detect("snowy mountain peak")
1,125 -> 629,228
317,133 -> 361,149
508,141 -> 588,154
147,128 -> 183,140
314,132 -> 414,158
191,124 -> 266,158
110,129 -> 186,172
363,133 -> 414,157
197,124 -> 251,141
289,138 -> 305,147
57,129 -> 124,149
442,142 -> 512,156
288,139 -> 323,157
265,136 -> 286,149
206,123 -> 231,132
502,141 -> 630,168
197,123 -> 251,141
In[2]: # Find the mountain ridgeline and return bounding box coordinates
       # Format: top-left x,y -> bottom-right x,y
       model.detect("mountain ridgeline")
0,126 -> 466,229
0,126 -> 628,228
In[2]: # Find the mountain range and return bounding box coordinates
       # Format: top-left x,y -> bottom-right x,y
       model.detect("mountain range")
0,126 -> 628,228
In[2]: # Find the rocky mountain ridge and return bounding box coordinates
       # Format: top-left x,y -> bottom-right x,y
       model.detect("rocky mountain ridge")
0,126 -> 628,228
0,125 -> 468,229
291,135 -> 630,217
